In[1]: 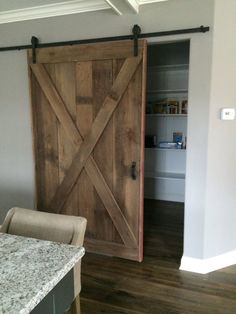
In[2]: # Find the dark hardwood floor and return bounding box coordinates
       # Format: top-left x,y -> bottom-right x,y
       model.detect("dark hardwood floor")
80,200 -> 236,314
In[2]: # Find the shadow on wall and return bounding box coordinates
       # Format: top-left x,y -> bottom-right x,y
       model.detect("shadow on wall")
0,189 -> 34,223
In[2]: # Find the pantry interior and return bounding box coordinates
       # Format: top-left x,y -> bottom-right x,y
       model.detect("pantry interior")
144,40 -> 190,244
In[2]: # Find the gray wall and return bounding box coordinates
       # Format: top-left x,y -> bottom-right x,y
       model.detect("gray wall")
2,0 -> 233,262
0,51 -> 35,221
204,0 -> 236,258
184,27 -> 213,258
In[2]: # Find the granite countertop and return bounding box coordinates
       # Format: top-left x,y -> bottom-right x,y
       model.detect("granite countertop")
0,233 -> 85,314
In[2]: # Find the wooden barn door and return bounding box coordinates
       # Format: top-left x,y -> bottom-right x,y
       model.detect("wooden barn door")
28,40 -> 146,261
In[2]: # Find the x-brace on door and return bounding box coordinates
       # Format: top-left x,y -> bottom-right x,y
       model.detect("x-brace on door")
28,40 -> 146,261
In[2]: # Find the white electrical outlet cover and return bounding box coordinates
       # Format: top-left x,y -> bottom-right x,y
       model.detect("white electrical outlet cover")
220,108 -> 235,120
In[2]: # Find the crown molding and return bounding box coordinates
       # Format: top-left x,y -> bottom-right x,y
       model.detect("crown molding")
0,0 -> 110,24
0,0 -> 169,23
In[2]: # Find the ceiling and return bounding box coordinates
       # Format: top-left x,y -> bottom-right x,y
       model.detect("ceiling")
0,0 -> 169,24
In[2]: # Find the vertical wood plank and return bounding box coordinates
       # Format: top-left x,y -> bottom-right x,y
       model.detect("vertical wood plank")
113,59 -> 142,244
30,71 -> 45,209
45,63 -> 78,215
92,60 -> 115,242
42,90 -> 59,210
112,59 -> 125,244
76,61 -> 95,237
138,42 -> 147,260
31,71 -> 59,210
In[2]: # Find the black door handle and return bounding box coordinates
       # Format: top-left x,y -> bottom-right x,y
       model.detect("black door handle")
131,162 -> 137,180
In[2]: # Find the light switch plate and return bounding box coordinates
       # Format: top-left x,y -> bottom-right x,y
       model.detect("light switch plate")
220,108 -> 235,120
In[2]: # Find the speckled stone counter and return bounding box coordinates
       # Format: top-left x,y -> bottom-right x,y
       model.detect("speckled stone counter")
0,233 -> 85,314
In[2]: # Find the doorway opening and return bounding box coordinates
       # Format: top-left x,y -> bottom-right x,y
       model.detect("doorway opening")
144,40 -> 190,264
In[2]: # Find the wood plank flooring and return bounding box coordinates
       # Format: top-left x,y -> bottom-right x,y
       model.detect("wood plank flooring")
80,200 -> 236,314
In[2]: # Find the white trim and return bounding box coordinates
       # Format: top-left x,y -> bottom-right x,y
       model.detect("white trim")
125,0 -> 139,13
104,0 -> 123,15
0,0 -> 110,24
180,250 -> 236,274
108,0 -> 168,15
139,0 -> 168,4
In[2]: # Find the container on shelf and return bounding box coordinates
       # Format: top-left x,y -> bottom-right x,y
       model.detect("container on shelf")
150,98 -> 188,115
158,141 -> 177,149
146,113 -> 188,117
145,135 -> 157,148
145,147 -> 186,152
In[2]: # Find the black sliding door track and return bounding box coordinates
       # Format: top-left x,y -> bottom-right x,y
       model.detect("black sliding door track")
0,25 -> 209,53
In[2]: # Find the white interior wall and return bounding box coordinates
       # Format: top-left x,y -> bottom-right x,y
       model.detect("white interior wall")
0,0 -> 219,262
204,0 -> 236,258
183,32 -> 214,258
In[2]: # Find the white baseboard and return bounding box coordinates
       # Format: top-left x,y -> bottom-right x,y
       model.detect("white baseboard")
180,250 -> 236,274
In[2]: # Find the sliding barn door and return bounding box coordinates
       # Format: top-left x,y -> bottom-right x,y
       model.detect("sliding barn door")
28,40 -> 146,261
